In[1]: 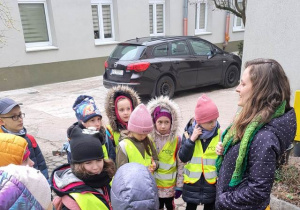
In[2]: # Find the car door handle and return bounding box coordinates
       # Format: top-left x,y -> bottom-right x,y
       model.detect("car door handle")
200,60 -> 205,63
174,61 -> 180,64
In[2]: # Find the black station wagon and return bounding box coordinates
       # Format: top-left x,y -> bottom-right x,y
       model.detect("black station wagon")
103,36 -> 241,98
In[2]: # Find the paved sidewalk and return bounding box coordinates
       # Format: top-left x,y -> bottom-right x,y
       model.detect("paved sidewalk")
0,76 -> 239,210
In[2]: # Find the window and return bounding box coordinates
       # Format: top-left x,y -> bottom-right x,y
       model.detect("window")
149,0 -> 165,36
18,0 -> 52,48
171,41 -> 189,56
153,44 -> 168,57
233,0 -> 245,31
189,39 -> 212,56
91,0 -> 114,43
195,1 -> 207,34
111,45 -> 146,61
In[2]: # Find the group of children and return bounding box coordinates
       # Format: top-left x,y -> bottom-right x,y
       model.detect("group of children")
0,85 -> 222,210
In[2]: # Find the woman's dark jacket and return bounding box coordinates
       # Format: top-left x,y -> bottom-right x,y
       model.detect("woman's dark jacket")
179,118 -> 219,205
215,108 -> 296,210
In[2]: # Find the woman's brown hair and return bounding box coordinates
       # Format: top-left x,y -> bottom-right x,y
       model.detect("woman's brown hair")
72,158 -> 116,178
233,58 -> 291,140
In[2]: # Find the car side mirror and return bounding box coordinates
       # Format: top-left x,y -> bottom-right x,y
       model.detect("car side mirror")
208,48 -> 217,59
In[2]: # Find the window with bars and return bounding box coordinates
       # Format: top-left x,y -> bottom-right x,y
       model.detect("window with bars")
149,0 -> 165,36
91,0 -> 114,42
195,1 -> 207,34
233,0 -> 245,31
18,0 -> 52,48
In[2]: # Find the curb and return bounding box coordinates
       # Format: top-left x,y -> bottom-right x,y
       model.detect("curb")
271,195 -> 300,210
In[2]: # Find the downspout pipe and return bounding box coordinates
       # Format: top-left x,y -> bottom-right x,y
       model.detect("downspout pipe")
183,0 -> 188,36
223,0 -> 231,50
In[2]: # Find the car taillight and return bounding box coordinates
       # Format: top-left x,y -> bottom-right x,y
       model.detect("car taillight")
104,60 -> 108,69
126,62 -> 150,72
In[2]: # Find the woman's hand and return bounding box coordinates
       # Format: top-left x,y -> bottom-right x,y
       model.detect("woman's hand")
216,142 -> 224,155
190,124 -> 202,142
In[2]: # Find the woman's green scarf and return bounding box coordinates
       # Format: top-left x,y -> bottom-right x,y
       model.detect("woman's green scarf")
215,101 -> 286,187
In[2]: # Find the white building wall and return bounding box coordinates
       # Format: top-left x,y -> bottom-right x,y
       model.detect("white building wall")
168,0 -> 184,35
0,0 -> 117,68
242,0 -> 300,98
185,1 -> 244,44
114,0 -> 149,41
0,0 -> 245,69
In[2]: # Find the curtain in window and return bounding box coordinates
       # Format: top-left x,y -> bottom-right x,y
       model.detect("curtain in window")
236,17 -> 242,26
149,5 -> 153,34
102,5 -> 112,38
92,5 -> 100,39
156,4 -> 163,33
18,3 -> 49,43
236,1 -> 242,26
199,3 -> 206,29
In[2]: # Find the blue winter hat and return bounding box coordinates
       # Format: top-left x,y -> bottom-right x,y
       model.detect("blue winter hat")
72,95 -> 102,123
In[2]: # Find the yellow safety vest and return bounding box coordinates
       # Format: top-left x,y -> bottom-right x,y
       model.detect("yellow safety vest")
70,192 -> 109,210
184,129 -> 220,185
102,144 -> 108,159
106,125 -> 121,148
119,139 -> 152,166
153,137 -> 179,188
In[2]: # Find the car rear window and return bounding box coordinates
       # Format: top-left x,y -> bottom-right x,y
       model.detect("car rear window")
110,44 -> 146,61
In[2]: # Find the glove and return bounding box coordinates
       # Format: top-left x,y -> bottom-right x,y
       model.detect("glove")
174,190 -> 182,199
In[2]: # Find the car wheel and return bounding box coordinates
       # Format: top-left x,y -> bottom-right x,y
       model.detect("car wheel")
223,65 -> 240,88
156,76 -> 175,98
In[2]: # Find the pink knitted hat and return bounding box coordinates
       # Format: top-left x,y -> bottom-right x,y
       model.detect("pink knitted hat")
128,104 -> 153,134
194,94 -> 219,124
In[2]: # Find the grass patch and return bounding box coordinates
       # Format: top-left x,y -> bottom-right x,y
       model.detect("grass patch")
272,157 -> 300,207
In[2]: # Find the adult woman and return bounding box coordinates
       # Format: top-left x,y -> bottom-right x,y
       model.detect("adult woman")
215,59 -> 296,210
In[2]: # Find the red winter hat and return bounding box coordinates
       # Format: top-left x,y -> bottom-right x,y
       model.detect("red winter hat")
128,104 -> 153,134
194,94 -> 219,124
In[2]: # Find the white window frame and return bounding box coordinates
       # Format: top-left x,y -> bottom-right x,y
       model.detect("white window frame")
18,0 -> 53,49
195,0 -> 208,34
91,0 -> 115,44
149,0 -> 165,36
233,15 -> 245,31
233,0 -> 245,32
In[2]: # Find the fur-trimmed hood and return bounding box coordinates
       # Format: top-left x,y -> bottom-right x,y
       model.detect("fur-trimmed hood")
147,96 -> 181,141
105,86 -> 141,132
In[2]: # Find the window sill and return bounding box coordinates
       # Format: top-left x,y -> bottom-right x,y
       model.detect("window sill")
195,31 -> 212,36
232,28 -> 245,33
94,40 -> 119,46
26,46 -> 58,52
150,33 -> 165,36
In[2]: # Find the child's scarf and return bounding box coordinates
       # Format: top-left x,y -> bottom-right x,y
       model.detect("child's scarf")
192,120 -> 220,140
215,101 -> 286,187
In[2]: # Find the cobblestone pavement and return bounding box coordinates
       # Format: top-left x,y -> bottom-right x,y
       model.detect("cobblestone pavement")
0,76 -> 239,210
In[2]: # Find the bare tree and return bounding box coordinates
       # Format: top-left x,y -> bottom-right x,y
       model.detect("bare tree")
0,0 -> 15,46
212,0 -> 246,25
